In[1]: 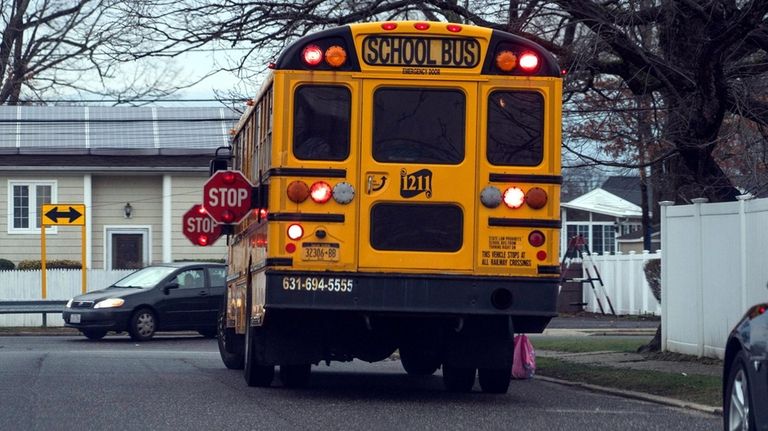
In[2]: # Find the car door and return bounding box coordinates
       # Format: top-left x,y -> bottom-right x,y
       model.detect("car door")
155,268 -> 209,329
204,266 -> 227,322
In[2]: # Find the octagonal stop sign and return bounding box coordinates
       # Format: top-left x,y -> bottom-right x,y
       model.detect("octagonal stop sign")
183,205 -> 222,246
203,170 -> 253,224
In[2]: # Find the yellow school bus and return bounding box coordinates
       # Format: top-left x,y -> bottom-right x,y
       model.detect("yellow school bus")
216,21 -> 562,393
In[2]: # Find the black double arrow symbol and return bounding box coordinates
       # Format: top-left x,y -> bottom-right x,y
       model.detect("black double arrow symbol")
44,206 -> 83,223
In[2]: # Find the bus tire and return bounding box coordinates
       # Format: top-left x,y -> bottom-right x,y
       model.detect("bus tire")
243,324 -> 274,387
442,366 -> 475,392
400,347 -> 441,376
280,364 -> 312,388
217,298 -> 244,370
478,367 -> 511,394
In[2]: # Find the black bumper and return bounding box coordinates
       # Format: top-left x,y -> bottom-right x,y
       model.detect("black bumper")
62,308 -> 132,331
265,271 -> 558,332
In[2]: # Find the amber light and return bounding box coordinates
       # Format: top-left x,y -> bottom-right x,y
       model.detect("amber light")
495,51 -> 517,72
381,22 -> 398,31
526,187 -> 548,209
302,44 -> 323,66
325,45 -> 347,67
519,52 -> 539,72
287,181 -> 310,203
414,22 -> 430,30
310,181 -> 333,203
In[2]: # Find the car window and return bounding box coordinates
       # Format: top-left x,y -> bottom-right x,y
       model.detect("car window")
113,266 -> 177,288
174,269 -> 206,289
209,267 -> 226,287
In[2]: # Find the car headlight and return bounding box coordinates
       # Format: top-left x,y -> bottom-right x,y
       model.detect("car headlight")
66,299 -> 73,308
94,298 -> 125,309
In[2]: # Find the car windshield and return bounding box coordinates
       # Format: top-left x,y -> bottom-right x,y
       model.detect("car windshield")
111,266 -> 178,289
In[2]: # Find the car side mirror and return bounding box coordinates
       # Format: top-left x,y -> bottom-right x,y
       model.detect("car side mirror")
163,282 -> 180,294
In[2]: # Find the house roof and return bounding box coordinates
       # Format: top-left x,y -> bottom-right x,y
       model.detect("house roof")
601,176 -> 644,206
561,188 -> 642,218
0,106 -> 240,155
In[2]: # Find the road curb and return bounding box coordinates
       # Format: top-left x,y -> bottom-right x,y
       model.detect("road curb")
535,375 -> 723,416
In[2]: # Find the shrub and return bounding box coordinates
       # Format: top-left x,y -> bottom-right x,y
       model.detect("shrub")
644,259 -> 661,303
0,259 -> 15,270
17,259 -> 82,270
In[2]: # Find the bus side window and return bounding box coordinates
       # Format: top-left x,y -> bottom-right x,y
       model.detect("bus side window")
293,86 -> 351,161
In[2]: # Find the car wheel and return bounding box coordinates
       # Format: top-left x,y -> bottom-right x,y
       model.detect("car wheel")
478,367 -> 512,394
280,364 -> 312,388
217,298 -> 244,370
400,346 -> 441,376
81,329 -> 107,340
725,350 -> 756,431
442,365 -> 476,393
129,308 -> 156,341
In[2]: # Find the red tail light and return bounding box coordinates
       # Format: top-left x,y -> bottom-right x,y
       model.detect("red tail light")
528,230 -> 545,247
503,187 -> 525,209
519,52 -> 539,72
536,250 -> 547,261
526,187 -> 548,209
302,44 -> 323,66
310,181 -> 332,203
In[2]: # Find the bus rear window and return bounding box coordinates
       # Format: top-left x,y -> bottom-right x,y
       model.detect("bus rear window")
293,86 -> 350,160
373,88 -> 465,164
487,91 -> 543,166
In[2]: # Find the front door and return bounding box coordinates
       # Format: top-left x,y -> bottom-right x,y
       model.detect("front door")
112,234 -> 143,270
358,81 -> 477,271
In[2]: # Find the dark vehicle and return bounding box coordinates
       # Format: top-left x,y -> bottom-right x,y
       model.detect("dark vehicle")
724,302 -> 768,430
63,262 -> 226,341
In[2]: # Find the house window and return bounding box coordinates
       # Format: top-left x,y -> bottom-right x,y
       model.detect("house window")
565,223 -> 615,255
8,181 -> 56,233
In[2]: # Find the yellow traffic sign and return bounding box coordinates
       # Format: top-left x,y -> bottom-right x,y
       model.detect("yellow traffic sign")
42,204 -> 85,226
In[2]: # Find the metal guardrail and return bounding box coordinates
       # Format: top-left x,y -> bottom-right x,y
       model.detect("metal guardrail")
0,300 -> 67,327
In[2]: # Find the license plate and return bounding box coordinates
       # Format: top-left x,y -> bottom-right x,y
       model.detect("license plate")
301,242 -> 340,261
70,314 -> 81,324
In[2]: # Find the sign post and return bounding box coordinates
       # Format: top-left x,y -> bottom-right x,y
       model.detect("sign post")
203,170 -> 253,224
182,205 -> 222,246
41,204 -> 86,298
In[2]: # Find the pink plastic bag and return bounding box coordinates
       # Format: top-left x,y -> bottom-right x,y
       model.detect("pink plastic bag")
512,334 -> 536,379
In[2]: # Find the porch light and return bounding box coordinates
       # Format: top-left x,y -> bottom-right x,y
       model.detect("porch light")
124,203 -> 133,219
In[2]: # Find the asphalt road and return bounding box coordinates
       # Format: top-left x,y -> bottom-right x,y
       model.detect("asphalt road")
0,335 -> 720,431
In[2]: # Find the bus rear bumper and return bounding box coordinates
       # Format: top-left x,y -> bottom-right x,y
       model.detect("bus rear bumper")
264,270 -> 558,333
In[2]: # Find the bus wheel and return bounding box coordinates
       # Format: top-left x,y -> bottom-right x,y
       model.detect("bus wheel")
400,347 -> 441,376
217,299 -> 244,370
442,366 -> 475,392
243,325 -> 274,387
280,364 -> 312,388
478,367 -> 511,394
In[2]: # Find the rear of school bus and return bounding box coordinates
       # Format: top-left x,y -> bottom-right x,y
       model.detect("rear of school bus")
222,21 -> 562,393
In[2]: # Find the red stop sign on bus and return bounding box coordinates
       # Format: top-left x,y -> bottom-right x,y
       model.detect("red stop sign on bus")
203,170 -> 253,224
182,204 -> 222,246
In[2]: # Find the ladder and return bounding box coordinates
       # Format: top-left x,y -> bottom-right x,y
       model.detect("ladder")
560,235 -> 617,316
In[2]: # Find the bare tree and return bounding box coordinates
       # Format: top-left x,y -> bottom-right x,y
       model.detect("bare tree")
0,0 -> 205,105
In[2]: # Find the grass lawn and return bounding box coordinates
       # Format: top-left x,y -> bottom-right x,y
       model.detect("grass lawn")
528,335 -> 651,353
536,356 -> 722,407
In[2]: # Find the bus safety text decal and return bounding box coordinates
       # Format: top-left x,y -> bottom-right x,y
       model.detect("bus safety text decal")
481,235 -> 532,267
362,36 -> 480,69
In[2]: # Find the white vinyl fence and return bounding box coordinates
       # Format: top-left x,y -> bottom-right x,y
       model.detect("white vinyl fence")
662,197 -> 768,359
0,269 -> 133,327
581,251 -> 661,316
